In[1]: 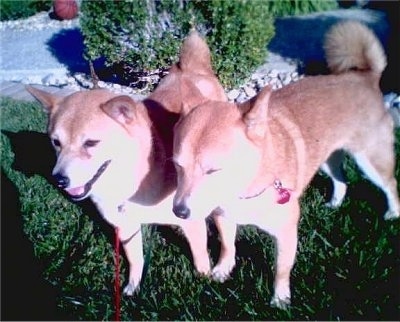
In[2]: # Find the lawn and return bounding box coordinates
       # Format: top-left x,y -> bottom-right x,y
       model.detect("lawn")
1,96 -> 399,321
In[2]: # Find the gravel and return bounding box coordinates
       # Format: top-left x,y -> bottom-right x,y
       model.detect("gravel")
0,11 -> 79,31
0,10 -> 399,125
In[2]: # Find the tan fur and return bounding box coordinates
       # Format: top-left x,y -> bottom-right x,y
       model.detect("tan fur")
27,30 -> 226,295
324,21 -> 387,74
172,21 -> 399,309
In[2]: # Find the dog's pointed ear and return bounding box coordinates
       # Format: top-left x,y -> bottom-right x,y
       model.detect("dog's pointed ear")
239,86 -> 272,140
101,95 -> 137,125
179,79 -> 207,116
26,85 -> 60,113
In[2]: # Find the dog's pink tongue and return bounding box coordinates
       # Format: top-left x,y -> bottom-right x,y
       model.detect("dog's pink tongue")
66,186 -> 85,197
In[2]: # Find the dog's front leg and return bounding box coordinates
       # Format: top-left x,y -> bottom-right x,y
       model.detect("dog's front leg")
113,204 -> 145,296
120,226 -> 144,296
180,219 -> 211,275
270,203 -> 300,310
211,214 -> 238,282
92,200 -> 145,296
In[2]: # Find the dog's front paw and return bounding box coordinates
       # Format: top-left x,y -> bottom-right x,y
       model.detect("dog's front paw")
325,198 -> 342,209
211,258 -> 235,282
384,209 -> 400,220
195,259 -> 211,277
270,295 -> 291,310
123,282 -> 139,296
325,193 -> 345,208
270,283 -> 291,310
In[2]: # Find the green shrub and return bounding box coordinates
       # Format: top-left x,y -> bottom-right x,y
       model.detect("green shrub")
0,0 -> 52,21
80,0 -> 337,90
80,0 -> 275,90
266,0 -> 337,17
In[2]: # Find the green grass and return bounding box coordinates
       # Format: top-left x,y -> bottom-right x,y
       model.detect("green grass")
1,97 -> 399,320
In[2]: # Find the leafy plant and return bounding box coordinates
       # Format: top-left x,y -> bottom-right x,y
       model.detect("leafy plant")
80,0 -> 337,90
266,0 -> 337,17
80,0 -> 275,90
0,0 -> 52,21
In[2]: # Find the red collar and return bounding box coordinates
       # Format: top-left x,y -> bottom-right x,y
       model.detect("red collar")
240,179 -> 291,204
274,179 -> 291,204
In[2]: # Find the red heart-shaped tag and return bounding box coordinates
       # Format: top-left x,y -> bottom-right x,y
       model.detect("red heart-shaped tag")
277,188 -> 291,204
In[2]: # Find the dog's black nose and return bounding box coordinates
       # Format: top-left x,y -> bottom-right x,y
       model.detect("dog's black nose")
173,203 -> 191,219
53,173 -> 70,189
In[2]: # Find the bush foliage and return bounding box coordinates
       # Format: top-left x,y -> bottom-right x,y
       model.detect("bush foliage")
268,0 -> 337,17
80,0 -> 337,90
0,0 -> 52,21
80,0 -> 275,90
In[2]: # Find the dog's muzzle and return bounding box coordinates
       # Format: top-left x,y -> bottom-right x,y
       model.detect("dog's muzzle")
54,172 -> 70,189
173,203 -> 191,219
54,159 -> 111,201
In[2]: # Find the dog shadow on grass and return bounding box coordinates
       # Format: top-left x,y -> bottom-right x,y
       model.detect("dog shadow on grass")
1,170 -> 70,321
2,130 -> 116,318
2,130 -> 55,182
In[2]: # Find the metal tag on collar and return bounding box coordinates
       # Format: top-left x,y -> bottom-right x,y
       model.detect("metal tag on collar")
274,179 -> 291,204
118,204 -> 126,213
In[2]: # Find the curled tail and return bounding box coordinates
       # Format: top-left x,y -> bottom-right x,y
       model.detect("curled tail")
324,21 -> 386,75
178,30 -> 214,75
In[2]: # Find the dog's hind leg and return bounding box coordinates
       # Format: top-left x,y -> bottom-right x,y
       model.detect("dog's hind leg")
352,149 -> 400,220
321,150 -> 347,208
269,201 -> 300,310
180,219 -> 211,276
211,214 -> 238,282
345,113 -> 400,220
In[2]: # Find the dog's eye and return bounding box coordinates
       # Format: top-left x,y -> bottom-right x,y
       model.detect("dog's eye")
205,168 -> 220,175
83,140 -> 100,148
52,139 -> 61,148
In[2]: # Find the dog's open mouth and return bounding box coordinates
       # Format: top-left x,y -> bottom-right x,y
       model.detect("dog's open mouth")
65,160 -> 111,201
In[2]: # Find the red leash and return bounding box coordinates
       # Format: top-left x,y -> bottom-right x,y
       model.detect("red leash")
114,227 -> 121,322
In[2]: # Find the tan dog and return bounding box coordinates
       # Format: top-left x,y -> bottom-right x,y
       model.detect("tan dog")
172,21 -> 399,309
27,31 -> 226,295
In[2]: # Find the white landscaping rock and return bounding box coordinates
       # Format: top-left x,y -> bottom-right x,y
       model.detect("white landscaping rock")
243,86 -> 257,98
227,89 -> 240,101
